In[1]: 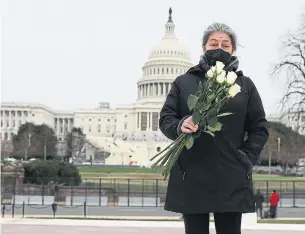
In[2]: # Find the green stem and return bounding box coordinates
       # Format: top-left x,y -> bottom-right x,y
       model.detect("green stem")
151,133 -> 187,168
163,137 -> 187,179
150,133 -> 186,161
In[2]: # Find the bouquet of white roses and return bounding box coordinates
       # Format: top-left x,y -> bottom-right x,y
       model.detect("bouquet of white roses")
150,61 -> 241,180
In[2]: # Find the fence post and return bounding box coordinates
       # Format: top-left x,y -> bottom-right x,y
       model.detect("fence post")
85,179 -> 88,206
127,179 -> 130,207
279,181 -> 282,208
99,179 -> 102,206
84,201 -> 87,218
113,179 -> 116,207
71,186 -> 73,206
22,202 -> 25,218
293,181 -> 296,207
2,204 -> 5,218
42,184 -> 45,205
156,179 -> 159,207
266,181 -> 269,208
141,179 -> 144,207
12,203 -> 15,218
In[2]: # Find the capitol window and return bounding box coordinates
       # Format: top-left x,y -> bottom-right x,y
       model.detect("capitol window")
141,112 -> 147,131
152,112 -> 158,131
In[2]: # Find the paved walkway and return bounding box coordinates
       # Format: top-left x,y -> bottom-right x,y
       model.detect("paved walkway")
1,218 -> 305,233
2,224 -> 305,234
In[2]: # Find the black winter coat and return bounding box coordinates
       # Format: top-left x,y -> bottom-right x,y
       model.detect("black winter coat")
159,62 -> 269,214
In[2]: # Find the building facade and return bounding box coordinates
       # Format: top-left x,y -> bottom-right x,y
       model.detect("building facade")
1,9 -> 193,166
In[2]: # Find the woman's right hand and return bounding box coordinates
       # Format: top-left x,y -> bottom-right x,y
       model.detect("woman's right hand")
181,116 -> 199,133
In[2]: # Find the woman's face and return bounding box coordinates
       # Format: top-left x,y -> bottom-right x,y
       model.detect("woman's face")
204,32 -> 233,54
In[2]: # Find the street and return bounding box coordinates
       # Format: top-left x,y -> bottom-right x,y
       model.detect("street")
2,206 -> 305,218
2,219 -> 305,234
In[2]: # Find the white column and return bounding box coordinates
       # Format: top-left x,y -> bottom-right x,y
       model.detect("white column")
143,85 -> 145,97
146,112 -> 149,131
57,119 -> 60,135
163,83 -> 166,95
149,112 -> 152,130
62,118 -> 65,134
141,85 -> 144,98
9,111 -> 12,129
152,83 -> 156,96
68,119 -> 71,132
139,112 -> 142,130
158,83 -> 161,95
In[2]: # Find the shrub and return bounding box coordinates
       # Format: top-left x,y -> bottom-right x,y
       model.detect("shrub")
23,160 -> 81,186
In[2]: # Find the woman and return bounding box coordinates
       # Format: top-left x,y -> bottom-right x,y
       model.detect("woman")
159,23 -> 269,234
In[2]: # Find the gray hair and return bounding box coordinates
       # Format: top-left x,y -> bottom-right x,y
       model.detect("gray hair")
202,23 -> 237,51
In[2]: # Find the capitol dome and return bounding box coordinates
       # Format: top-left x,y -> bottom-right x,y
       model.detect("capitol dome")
136,8 -> 193,104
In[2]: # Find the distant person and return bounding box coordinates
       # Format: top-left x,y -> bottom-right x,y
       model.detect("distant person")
269,190 -> 280,218
254,189 -> 264,219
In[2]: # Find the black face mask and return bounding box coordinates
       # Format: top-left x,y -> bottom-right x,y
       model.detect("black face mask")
204,49 -> 232,66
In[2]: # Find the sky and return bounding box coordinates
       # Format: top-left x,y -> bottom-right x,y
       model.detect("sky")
1,0 -> 305,116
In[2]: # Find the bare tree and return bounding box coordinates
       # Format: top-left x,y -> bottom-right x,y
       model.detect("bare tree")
273,12 -> 305,130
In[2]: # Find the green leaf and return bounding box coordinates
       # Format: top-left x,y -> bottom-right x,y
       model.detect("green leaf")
207,108 -> 217,119
198,81 -> 204,91
185,134 -> 194,150
207,116 -> 218,127
207,122 -> 223,132
199,118 -> 206,129
207,93 -> 216,102
192,110 -> 201,124
187,94 -> 199,111
192,130 -> 201,139
217,112 -> 233,117
204,131 -> 215,137
198,102 -> 211,112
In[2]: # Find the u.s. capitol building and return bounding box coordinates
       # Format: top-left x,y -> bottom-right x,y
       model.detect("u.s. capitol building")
1,9 -> 193,166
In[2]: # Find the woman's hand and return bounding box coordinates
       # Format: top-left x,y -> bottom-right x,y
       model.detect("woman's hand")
181,116 -> 199,133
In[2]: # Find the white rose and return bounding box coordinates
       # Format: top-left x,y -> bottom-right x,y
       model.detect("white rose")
206,68 -> 214,79
215,61 -> 225,74
228,83 -> 241,97
216,70 -> 226,84
226,71 -> 238,86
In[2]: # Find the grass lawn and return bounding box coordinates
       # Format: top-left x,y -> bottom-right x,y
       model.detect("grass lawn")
78,167 -> 304,181
79,167 -> 164,174
77,167 -> 305,193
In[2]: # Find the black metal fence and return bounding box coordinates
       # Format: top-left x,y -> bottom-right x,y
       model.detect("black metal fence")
1,178 -> 305,208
